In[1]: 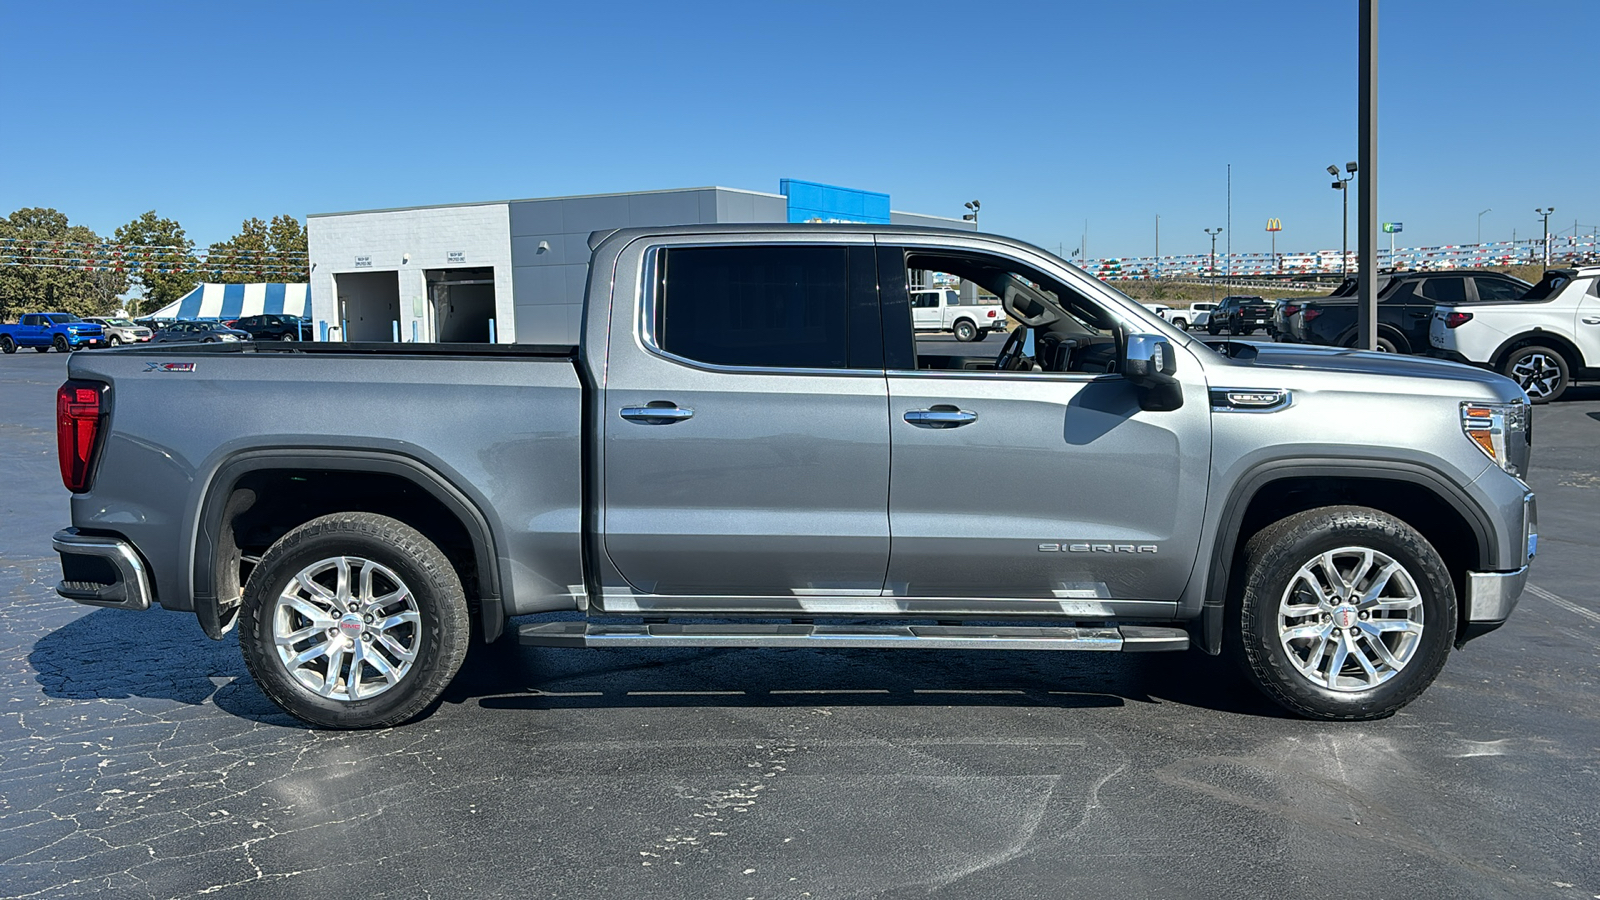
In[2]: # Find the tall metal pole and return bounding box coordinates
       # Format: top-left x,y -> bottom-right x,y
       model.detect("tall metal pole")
1226,164 -> 1232,283
1356,0 -> 1378,351
1342,187 -> 1349,276
1478,208 -> 1491,245
1155,214 -> 1160,279
1206,228 -> 1223,304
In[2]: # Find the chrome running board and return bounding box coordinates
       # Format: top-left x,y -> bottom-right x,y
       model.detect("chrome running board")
517,621 -> 1190,652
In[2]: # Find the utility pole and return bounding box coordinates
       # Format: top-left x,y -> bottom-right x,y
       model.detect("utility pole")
1205,227 -> 1223,304
1226,163 -> 1232,283
1329,163 -> 1357,274
1155,214 -> 1160,279
1356,0 -> 1378,352
1536,207 -> 1555,270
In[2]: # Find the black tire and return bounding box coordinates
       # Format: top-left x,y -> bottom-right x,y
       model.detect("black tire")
53,335 -> 69,353
1171,317 -> 1188,330
1227,506 -> 1455,721
0,335 -> 14,354
239,512 -> 471,729
1501,344 -> 1569,404
1207,321 -> 1222,336
952,319 -> 978,342
108,335 -> 122,347
279,331 -> 296,341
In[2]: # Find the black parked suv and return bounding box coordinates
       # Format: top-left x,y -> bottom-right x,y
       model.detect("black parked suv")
1289,270 -> 1530,353
1206,295 -> 1274,335
229,314 -> 309,341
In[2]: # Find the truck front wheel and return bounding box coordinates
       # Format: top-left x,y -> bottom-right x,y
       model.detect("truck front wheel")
239,512 -> 471,729
53,335 -> 69,353
953,320 -> 978,342
1227,506 -> 1454,721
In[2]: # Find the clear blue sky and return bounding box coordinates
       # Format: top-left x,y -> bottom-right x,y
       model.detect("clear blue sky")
3,0 -> 1594,259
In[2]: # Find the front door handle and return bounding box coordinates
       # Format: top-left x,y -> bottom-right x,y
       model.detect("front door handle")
620,403 -> 694,424
1582,317 -> 1600,325
904,405 -> 978,428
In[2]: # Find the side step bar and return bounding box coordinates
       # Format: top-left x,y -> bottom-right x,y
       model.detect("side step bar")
518,622 -> 1190,652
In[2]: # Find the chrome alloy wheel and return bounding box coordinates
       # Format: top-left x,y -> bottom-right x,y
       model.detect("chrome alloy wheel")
1510,352 -> 1562,399
1277,546 -> 1424,692
272,556 -> 421,701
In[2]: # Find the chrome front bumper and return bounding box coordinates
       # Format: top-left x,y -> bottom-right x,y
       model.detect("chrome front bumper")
52,529 -> 152,611
1465,567 -> 1528,623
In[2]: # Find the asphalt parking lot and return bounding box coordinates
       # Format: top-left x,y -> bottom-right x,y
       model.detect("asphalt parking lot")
2,348 -> 1597,899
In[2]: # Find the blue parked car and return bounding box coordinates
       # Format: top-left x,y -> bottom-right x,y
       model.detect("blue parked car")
0,313 -> 106,353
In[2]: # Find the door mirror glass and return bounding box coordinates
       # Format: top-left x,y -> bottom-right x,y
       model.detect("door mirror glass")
1123,333 -> 1183,411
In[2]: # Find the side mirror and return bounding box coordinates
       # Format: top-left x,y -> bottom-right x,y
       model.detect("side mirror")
1123,333 -> 1183,411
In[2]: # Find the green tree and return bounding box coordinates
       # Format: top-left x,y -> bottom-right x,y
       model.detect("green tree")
208,214 -> 308,284
0,207 -> 127,321
115,210 -> 199,315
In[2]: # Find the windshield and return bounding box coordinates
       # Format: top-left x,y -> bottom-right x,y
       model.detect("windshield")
105,318 -> 135,327
43,314 -> 82,324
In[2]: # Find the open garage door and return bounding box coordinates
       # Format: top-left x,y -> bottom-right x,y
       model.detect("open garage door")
335,271 -> 401,342
426,267 -> 496,343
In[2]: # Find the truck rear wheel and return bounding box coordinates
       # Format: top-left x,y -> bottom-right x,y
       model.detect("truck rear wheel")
0,335 -> 14,354
238,512 -> 471,729
953,319 -> 978,342
1227,506 -> 1454,721
1502,344 -> 1569,403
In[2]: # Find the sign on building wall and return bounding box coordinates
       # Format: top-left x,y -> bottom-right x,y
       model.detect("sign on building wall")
447,251 -> 466,263
354,255 -> 372,268
780,179 -> 891,225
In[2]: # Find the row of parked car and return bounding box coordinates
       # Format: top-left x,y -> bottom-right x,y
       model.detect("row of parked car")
1158,266 -> 1600,402
0,313 -> 311,354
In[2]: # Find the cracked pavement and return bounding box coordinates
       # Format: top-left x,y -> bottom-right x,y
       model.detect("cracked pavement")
2,350 -> 1597,899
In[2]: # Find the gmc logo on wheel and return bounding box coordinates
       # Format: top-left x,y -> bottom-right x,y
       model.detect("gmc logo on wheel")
1039,543 -> 1158,554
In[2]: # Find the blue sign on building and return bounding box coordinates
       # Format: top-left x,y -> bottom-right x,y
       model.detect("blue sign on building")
779,179 -> 891,225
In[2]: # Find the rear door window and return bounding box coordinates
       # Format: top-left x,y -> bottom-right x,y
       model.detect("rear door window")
1473,278 -> 1526,303
1417,277 -> 1467,304
655,245 -> 851,370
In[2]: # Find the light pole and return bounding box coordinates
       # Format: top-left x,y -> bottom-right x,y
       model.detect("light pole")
1328,162 -> 1357,275
1155,214 -> 1160,279
1536,207 -> 1554,270
1477,208 -> 1491,245
1205,227 -> 1223,303
1266,218 -> 1282,274
962,200 -> 980,229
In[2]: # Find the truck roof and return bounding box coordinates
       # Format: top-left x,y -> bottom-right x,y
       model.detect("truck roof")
587,222 -> 1048,255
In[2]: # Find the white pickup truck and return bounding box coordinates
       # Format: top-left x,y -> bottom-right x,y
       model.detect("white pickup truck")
1429,265 -> 1600,403
910,287 -> 1007,342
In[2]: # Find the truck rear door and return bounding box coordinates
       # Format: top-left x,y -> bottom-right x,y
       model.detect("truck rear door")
599,237 -> 892,600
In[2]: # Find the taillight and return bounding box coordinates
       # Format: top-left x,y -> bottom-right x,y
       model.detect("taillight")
57,380 -> 107,493
986,309 -> 997,318
1445,312 -> 1474,329
1303,308 -> 1322,322
1283,304 -> 1300,317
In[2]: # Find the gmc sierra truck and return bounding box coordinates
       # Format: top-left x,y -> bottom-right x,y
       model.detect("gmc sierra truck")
51,224 -> 1537,729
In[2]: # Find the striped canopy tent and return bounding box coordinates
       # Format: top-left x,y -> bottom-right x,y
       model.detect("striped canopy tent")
147,283 -> 310,320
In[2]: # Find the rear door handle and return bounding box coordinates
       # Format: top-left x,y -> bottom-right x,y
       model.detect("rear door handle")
620,403 -> 694,424
904,405 -> 978,428
1582,317 -> 1600,325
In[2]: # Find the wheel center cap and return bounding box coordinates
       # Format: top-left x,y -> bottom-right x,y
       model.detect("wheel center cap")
338,614 -> 364,637
1332,605 -> 1358,629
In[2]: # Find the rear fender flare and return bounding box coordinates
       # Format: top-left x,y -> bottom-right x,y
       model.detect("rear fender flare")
191,448 -> 504,641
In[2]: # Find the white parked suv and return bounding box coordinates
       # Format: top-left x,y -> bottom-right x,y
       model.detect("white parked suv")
1430,266 -> 1600,403
910,287 -> 1007,342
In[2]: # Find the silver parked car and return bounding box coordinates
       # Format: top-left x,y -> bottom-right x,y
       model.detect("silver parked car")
83,317 -> 153,347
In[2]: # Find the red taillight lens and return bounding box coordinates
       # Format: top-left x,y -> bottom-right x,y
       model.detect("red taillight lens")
1445,312 -> 1474,329
1284,304 -> 1300,317
57,381 -> 105,493
987,309 -> 997,318
1303,308 -> 1322,322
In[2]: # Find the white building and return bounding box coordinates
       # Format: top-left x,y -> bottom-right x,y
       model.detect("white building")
307,180 -> 971,345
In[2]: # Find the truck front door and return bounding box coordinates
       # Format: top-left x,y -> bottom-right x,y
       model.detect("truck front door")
600,238 -> 892,602
878,241 -> 1213,610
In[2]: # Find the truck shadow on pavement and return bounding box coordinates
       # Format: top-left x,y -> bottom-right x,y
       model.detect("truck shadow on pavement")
28,608 -> 1291,724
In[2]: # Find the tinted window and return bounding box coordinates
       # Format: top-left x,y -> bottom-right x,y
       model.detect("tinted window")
911,292 -> 938,309
1473,278 -> 1526,303
1418,277 -> 1467,303
657,245 -> 850,370
1521,272 -> 1572,301
946,290 -> 961,306
1590,278 -> 1600,298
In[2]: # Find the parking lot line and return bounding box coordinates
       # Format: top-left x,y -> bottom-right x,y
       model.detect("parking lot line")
1525,583 -> 1600,626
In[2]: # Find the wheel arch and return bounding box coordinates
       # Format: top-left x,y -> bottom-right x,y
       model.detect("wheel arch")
1336,323 -> 1411,352
1198,461 -> 1495,654
1490,330 -> 1585,371
192,449 -> 505,643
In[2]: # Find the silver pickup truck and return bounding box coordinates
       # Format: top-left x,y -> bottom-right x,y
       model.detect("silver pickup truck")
51,224 -> 1537,729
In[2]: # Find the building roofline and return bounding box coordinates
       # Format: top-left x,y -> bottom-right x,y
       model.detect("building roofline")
308,186 -> 788,219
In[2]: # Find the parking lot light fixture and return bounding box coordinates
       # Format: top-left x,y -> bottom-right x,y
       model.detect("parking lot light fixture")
1536,207 -> 1555,270
962,200 -> 980,228
1478,208 -> 1491,245
1329,163 -> 1357,274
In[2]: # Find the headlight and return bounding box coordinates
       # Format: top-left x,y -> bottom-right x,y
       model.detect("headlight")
1461,401 -> 1530,476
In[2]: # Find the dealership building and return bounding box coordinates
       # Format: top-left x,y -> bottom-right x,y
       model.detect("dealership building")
306,179 -> 973,345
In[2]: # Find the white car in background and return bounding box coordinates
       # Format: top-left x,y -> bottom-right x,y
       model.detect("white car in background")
1430,265 -> 1600,403
910,287 -> 1007,342
1140,302 -> 1209,331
